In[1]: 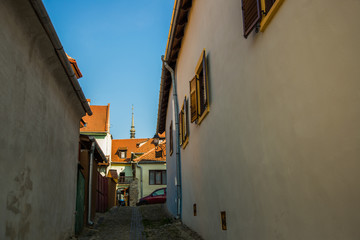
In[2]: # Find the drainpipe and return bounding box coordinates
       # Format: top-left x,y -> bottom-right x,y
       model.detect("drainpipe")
136,160 -> 143,198
161,55 -> 182,219
88,139 -> 96,226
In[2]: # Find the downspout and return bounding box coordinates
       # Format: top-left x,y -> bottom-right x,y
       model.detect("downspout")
88,139 -> 96,226
161,55 -> 182,219
136,161 -> 143,198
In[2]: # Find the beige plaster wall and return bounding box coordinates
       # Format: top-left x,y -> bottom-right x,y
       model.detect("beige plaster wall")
0,0 -> 85,239
167,0 -> 360,239
136,163 -> 167,200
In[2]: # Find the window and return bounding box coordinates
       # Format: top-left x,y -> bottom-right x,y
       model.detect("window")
169,121 -> 173,156
116,148 -> 127,159
119,172 -> 125,183
190,49 -> 210,125
155,150 -> 163,158
179,96 -> 189,148
259,0 -> 284,32
241,0 -> 284,38
149,170 -> 167,185
152,188 -> 165,196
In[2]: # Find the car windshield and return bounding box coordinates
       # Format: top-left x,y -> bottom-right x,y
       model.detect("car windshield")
152,189 -> 164,196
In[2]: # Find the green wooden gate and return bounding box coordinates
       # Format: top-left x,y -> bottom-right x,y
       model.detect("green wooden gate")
75,170 -> 85,235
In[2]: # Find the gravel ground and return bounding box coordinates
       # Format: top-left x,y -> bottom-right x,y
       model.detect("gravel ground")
76,204 -> 203,240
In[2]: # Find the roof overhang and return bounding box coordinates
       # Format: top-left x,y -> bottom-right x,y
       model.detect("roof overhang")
80,134 -> 107,163
156,0 -> 192,134
29,0 -> 92,116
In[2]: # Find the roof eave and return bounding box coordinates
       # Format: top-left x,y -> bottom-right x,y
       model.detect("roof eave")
156,0 -> 192,133
29,0 -> 92,116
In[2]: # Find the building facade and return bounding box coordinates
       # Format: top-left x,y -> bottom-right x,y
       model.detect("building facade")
0,0 -> 92,238
80,102 -> 112,175
157,0 -> 360,239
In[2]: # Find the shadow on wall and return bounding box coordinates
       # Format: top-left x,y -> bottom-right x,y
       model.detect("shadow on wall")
6,167 -> 33,239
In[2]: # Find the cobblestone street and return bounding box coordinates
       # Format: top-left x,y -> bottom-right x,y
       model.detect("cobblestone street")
77,204 -> 203,240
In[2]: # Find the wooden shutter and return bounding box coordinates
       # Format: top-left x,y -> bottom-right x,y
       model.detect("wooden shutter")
241,0 -> 261,38
265,0 -> 276,13
190,77 -> 198,122
197,50 -> 208,117
201,50 -> 208,114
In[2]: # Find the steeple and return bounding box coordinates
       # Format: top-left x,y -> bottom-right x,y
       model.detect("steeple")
130,105 -> 136,138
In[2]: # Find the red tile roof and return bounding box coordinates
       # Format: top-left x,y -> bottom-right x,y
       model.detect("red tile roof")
112,138 -> 166,163
134,141 -> 166,163
80,104 -> 110,133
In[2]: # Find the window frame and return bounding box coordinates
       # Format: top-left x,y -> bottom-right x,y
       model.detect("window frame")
259,0 -> 285,32
120,150 -> 126,159
149,170 -> 167,185
169,121 -> 173,156
195,49 -> 210,125
181,96 -> 189,148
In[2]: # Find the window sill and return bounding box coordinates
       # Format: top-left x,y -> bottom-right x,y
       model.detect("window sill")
260,0 -> 285,32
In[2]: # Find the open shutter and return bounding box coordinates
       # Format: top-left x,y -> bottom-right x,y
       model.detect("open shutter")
241,0 -> 261,38
196,50 -> 208,117
201,50 -> 209,114
190,77 -> 198,123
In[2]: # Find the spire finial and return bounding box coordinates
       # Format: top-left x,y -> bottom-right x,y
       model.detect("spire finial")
130,105 -> 135,138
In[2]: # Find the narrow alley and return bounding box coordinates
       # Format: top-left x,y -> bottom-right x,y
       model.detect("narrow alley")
2,0 -> 360,239
78,204 -> 202,240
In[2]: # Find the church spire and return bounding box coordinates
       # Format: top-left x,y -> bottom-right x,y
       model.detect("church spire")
130,105 -> 136,138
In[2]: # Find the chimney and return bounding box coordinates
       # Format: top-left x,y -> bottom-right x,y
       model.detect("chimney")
87,99 -> 91,106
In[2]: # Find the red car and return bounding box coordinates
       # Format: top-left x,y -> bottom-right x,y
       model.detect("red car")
138,188 -> 166,205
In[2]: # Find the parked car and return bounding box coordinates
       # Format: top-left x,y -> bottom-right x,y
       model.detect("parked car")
137,188 -> 166,205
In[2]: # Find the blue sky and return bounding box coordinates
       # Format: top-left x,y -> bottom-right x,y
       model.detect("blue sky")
43,0 -> 174,139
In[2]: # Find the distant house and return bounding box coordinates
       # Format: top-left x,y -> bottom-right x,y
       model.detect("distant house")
156,0 -> 360,239
0,1 -> 92,239
133,140 -> 167,199
80,101 -> 112,175
111,134 -> 166,206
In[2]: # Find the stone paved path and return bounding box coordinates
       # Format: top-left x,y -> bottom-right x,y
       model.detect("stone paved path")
130,207 -> 146,240
77,205 -> 202,240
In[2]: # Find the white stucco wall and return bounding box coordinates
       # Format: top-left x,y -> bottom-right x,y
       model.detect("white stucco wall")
165,86 -> 178,217
95,133 -> 112,159
165,0 -> 360,239
0,1 -> 86,239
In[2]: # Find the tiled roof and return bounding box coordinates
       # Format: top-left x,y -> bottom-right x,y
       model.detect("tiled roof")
134,141 -> 166,163
80,104 -> 110,133
111,138 -> 163,163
